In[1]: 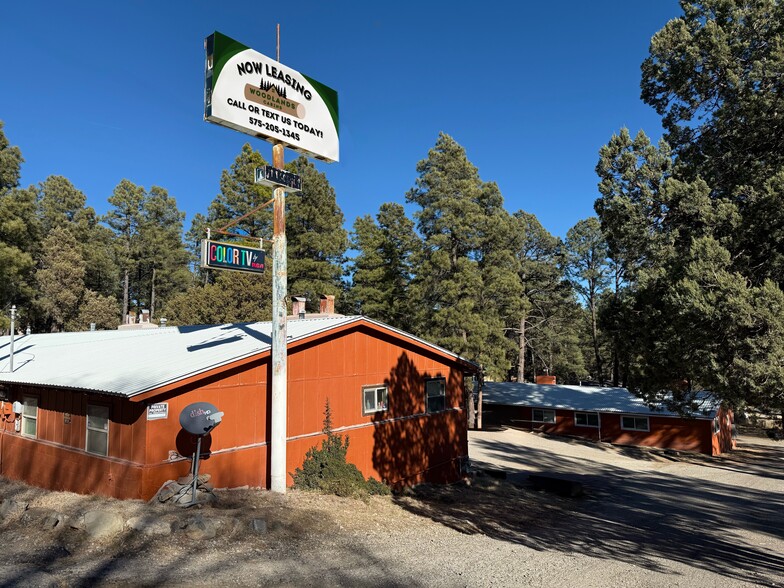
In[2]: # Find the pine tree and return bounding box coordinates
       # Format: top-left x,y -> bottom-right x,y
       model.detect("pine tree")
349,202 -> 419,329
138,186 -> 190,319
0,122 -> 38,331
564,217 -> 610,381
35,227 -> 87,331
287,156 -> 348,310
37,175 -> 118,299
406,133 -> 492,366
104,179 -> 146,322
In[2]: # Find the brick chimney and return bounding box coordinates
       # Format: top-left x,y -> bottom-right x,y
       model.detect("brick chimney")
292,296 -> 307,319
319,294 -> 335,315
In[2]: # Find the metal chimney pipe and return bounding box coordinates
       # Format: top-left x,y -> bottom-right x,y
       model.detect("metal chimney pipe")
9,305 -> 16,372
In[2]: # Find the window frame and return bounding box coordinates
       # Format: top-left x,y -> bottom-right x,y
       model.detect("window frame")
621,415 -> 650,432
21,395 -> 38,439
362,384 -> 388,416
574,411 -> 599,428
532,408 -> 556,424
425,377 -> 446,414
85,403 -> 110,457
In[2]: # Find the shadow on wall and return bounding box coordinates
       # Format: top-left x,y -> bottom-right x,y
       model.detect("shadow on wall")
371,352 -> 465,488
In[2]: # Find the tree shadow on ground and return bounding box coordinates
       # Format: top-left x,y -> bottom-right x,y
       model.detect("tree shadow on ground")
394,436 -> 784,586
0,482 -> 423,588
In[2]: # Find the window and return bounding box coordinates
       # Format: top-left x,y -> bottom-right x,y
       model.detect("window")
21,396 -> 38,438
362,385 -> 388,415
575,412 -> 599,427
86,404 -> 110,456
713,417 -> 720,435
621,415 -> 649,431
532,409 -> 556,424
425,378 -> 446,413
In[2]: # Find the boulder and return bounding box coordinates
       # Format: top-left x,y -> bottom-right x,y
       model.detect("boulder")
74,510 -> 125,540
185,515 -> 216,540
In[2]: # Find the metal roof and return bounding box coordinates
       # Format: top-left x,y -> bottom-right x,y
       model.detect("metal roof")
0,316 -> 476,397
482,382 -> 718,419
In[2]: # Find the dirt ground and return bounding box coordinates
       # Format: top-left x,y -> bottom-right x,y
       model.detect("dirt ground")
0,430 -> 782,587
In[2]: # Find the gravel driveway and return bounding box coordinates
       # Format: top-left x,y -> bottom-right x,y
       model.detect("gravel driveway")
0,429 -> 781,587
467,428 -> 784,587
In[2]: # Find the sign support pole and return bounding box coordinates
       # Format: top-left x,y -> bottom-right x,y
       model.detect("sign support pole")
269,24 -> 288,495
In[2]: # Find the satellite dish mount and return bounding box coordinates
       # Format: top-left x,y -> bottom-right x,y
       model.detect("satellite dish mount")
179,402 -> 224,505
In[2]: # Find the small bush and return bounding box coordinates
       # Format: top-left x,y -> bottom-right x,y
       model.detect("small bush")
292,399 -> 390,499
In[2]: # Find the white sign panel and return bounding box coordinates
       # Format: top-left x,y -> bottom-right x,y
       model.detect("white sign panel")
147,403 -> 169,421
205,31 -> 339,163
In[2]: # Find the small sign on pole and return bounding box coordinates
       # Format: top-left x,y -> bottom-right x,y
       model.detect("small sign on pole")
255,166 -> 302,191
200,240 -> 266,274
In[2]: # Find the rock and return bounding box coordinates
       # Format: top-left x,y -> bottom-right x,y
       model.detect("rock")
177,473 -> 211,486
127,515 -> 173,536
20,507 -> 65,529
185,515 -> 216,540
43,512 -> 66,530
74,510 -> 125,540
251,518 -> 267,534
0,499 -> 28,519
153,480 -> 181,503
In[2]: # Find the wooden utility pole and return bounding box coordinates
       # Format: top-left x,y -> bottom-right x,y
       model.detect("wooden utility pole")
269,24 -> 288,494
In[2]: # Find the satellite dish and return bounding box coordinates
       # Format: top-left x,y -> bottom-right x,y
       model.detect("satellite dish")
179,402 -> 222,436
178,402 -> 223,507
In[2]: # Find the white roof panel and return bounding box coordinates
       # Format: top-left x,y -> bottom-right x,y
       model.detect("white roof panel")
483,382 -> 718,419
0,316 -> 476,397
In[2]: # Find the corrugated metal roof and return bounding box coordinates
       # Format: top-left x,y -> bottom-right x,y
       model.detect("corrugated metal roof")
482,382 -> 718,419
0,316 -> 476,397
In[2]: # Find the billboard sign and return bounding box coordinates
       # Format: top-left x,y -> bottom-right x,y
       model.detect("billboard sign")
204,31 -> 339,162
201,240 -> 266,274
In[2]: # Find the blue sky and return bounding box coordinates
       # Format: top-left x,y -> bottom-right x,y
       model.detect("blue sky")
1,1 -> 680,240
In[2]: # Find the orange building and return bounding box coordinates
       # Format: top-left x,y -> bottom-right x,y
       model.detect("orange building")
482,382 -> 735,456
0,315 -> 477,500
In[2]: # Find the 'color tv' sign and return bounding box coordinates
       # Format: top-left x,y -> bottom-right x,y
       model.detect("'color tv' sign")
200,240 -> 266,274
204,31 -> 339,163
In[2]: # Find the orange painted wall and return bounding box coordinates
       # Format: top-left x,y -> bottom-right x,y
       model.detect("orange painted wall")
1,322 -> 472,500
487,404 -> 721,455
285,325 -> 468,486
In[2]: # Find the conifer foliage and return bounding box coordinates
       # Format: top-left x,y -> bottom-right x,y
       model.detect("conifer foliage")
292,400 -> 389,498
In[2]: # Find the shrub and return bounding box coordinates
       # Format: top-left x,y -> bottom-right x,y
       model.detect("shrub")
292,399 -> 390,498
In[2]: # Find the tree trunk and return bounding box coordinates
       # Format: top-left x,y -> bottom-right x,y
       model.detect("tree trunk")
467,377 -> 476,429
517,315 -> 526,383
590,298 -> 603,382
150,267 -> 157,320
122,269 -> 129,324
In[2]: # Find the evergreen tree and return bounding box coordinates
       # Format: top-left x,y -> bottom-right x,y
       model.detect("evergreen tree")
405,133 -> 493,367
349,202 -> 418,329
287,156 -> 348,310
0,123 -> 38,331
34,227 -> 87,331
37,175 -> 118,298
0,121 -> 22,192
564,217 -> 610,381
138,186 -> 190,319
104,179 -> 146,322
641,0 -> 784,195
510,211 -> 571,382
165,271 -> 273,325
